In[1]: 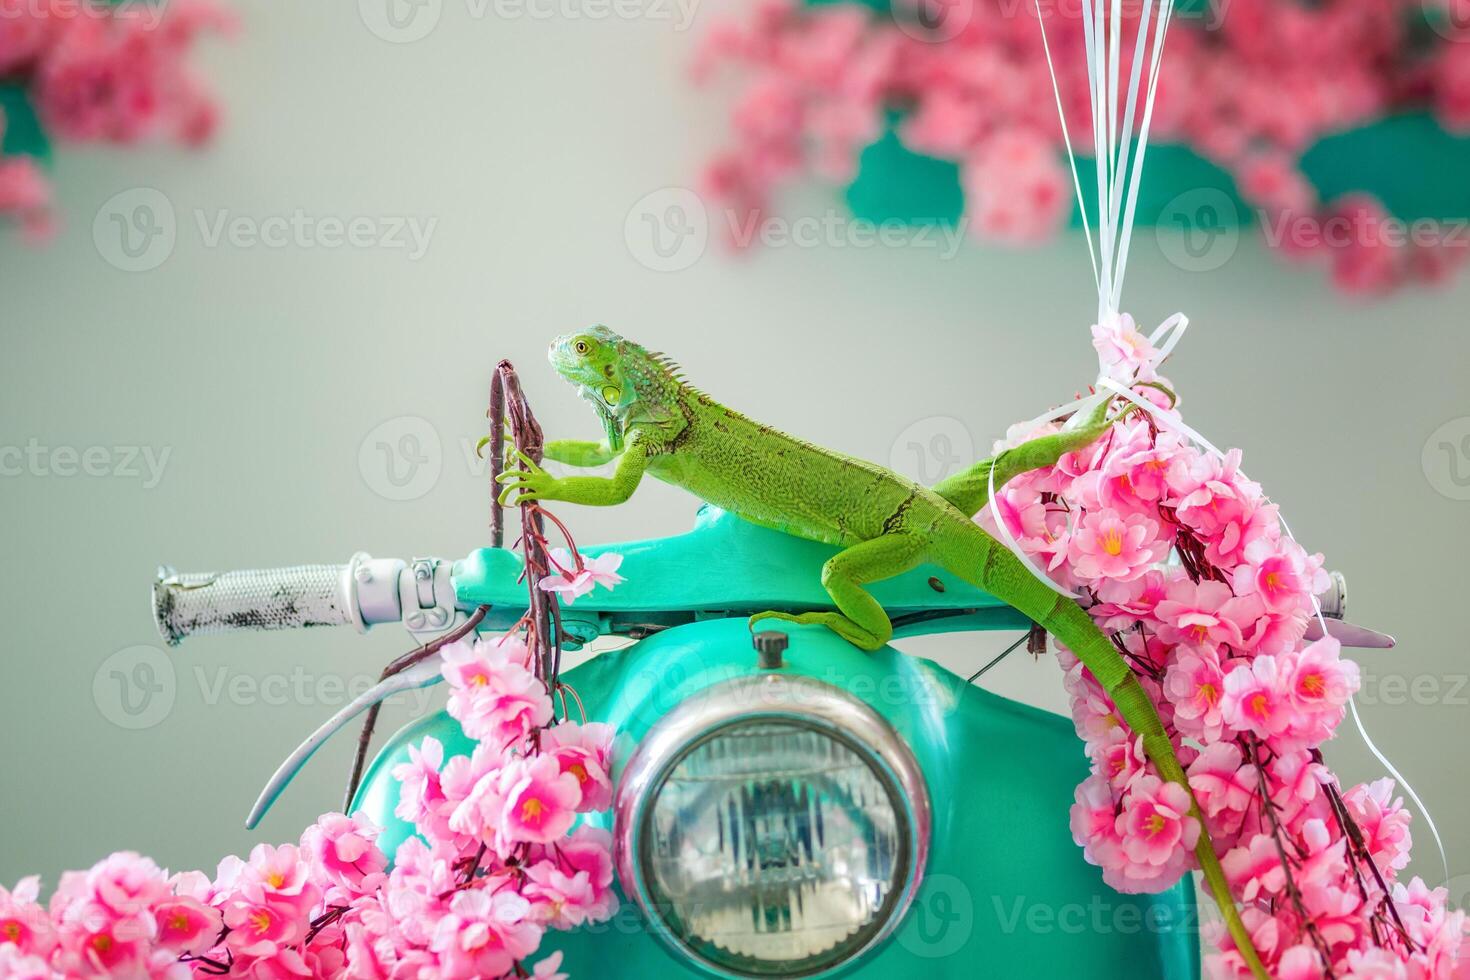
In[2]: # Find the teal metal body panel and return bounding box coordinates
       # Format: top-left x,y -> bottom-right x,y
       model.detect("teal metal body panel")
451,506 -> 1029,648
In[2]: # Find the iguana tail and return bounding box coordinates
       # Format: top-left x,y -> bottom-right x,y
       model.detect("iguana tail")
932,531 -> 1270,980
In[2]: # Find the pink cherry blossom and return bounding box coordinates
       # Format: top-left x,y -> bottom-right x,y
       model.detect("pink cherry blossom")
392,736 -> 452,841
500,755 -> 582,845
539,549 -> 623,603
1092,312 -> 1159,378
1164,646 -> 1229,740
222,899 -> 301,959
544,721 -> 616,812
1186,742 -> 1258,839
241,844 -> 316,915
1344,779 -> 1413,877
1276,944 -> 1327,980
429,889 -> 542,980
0,877 -> 54,959
1220,655 -> 1293,738
523,863 -> 604,930
1232,537 -> 1329,616
300,812 -> 387,895
1069,774 -> 1126,877
1068,508 -> 1168,581
442,635 -> 554,748
1153,579 -> 1253,650
151,895 -> 220,955
1116,776 -> 1200,873
0,945 -> 53,980
1222,833 -> 1287,904
1282,636 -> 1358,713
532,950 -> 570,980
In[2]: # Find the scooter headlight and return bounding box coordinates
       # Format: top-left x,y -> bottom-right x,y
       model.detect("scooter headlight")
614,674 -> 930,978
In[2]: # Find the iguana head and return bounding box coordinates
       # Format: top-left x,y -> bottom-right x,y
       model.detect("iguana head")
548,325 -> 678,452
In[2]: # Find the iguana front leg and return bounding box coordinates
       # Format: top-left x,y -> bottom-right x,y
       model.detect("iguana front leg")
496,434 -> 649,507
932,396 -> 1120,517
543,440 -> 621,468
478,425 -> 622,470
750,533 -> 925,651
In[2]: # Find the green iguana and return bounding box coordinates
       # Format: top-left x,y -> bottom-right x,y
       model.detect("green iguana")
495,324 -> 1268,978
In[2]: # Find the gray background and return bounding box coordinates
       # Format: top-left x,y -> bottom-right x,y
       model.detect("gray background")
1,0 -> 1466,908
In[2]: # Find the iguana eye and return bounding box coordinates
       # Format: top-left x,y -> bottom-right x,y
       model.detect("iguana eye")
574,340 -> 590,355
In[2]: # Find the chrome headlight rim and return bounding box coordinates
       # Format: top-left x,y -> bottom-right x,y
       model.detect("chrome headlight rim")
613,672 -> 932,980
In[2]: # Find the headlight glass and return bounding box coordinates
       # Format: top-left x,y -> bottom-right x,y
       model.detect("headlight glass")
640,719 -> 910,977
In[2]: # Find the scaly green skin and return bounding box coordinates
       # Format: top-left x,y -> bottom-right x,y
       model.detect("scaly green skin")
496,325 -> 1270,980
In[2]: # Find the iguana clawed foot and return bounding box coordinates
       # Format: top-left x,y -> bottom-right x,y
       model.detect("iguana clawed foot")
495,450 -> 563,506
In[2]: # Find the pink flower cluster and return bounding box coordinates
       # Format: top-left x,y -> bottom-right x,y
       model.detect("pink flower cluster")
987,316 -> 1466,978
694,0 -> 1470,294
0,0 -> 232,238
0,633 -> 618,978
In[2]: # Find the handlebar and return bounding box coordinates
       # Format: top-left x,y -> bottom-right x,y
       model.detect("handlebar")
152,553 -> 459,646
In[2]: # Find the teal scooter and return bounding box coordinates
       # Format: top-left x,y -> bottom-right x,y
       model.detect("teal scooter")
155,503 -> 1218,979
147,370 -> 1379,980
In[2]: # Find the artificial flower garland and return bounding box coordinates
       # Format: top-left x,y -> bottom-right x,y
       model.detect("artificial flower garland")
980,313 -> 1466,978
0,0 -> 232,239
693,0 -> 1470,293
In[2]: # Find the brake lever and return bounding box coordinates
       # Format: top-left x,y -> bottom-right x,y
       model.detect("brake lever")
245,654 -> 447,830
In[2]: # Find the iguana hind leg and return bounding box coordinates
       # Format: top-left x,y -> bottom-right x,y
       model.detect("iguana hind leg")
932,396 -> 1118,517
749,533 -> 925,652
